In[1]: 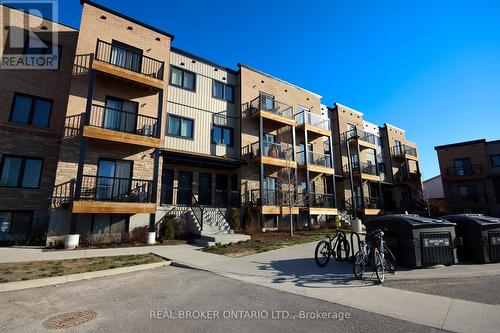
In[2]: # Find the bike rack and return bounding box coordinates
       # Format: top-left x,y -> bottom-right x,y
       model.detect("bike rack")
349,232 -> 362,262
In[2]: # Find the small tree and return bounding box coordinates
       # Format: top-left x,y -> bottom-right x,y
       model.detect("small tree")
243,206 -> 253,229
159,214 -> 175,241
230,208 -> 241,231
276,161 -> 301,237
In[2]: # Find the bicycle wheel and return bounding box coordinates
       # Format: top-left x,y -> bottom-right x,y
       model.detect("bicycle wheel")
315,240 -> 331,267
353,250 -> 365,279
373,248 -> 385,284
335,236 -> 350,261
384,247 -> 397,273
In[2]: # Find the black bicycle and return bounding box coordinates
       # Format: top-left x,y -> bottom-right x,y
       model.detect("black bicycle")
353,229 -> 396,283
315,229 -> 351,267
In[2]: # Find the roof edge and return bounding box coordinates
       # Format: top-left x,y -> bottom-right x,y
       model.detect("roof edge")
171,47 -> 238,75
435,139 -> 486,150
80,0 -> 175,40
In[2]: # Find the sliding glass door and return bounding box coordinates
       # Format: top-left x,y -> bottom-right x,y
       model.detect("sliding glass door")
104,97 -> 138,134
96,159 -> 132,201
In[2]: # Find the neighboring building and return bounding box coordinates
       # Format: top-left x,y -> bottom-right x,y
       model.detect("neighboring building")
435,139 -> 500,217
330,103 -> 424,219
0,1 -> 425,246
423,175 -> 447,215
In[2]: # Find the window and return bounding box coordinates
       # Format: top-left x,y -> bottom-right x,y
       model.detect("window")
167,115 -> 193,138
169,66 -> 196,91
0,155 -> 43,188
24,36 -> 62,69
212,125 -> 233,146
260,93 -> 275,111
491,155 -> 500,167
454,158 -> 472,176
110,40 -> 142,73
379,163 -> 386,174
458,185 -> 476,198
213,81 -> 234,102
0,211 -> 33,235
10,93 -> 52,127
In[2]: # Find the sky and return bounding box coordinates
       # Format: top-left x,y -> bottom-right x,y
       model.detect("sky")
52,0 -> 500,178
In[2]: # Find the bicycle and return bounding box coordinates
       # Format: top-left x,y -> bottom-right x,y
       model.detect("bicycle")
353,229 -> 396,283
314,229 -> 351,267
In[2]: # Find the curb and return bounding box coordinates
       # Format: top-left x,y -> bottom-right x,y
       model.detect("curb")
0,260 -> 170,293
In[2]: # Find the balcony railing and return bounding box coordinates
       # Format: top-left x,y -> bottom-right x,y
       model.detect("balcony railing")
88,104 -> 159,138
297,151 -> 331,168
95,39 -> 164,80
345,128 -> 379,146
248,96 -> 294,119
352,162 -> 378,176
79,175 -> 153,203
295,110 -> 330,131
353,196 -> 382,209
446,165 -> 482,177
251,141 -> 293,160
392,144 -> 417,157
452,193 -> 487,204
396,172 -> 422,183
307,192 -> 335,208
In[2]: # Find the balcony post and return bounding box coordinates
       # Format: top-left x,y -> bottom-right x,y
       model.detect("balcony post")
328,134 -> 337,208
156,89 -> 163,138
149,148 -> 160,232
304,129 -> 311,226
346,136 -> 357,219
355,137 -> 366,213
258,114 -> 264,228
291,123 -> 298,202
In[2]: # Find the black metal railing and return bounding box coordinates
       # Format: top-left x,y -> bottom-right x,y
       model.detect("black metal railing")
250,141 -> 293,160
79,175 -> 153,202
452,193 -> 487,204
160,186 -> 192,206
88,104 -> 159,137
392,144 -> 417,157
351,162 -> 378,176
297,151 -> 331,168
247,96 -> 294,119
395,172 -> 422,183
352,196 -> 382,209
308,192 -> 335,207
248,189 -> 293,206
446,165 -> 482,177
344,128 -> 379,145
95,39 -> 164,80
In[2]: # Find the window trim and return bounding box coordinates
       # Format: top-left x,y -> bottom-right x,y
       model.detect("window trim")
491,154 -> 500,168
9,92 -> 53,128
166,114 -> 194,139
211,125 -> 234,147
0,155 -> 44,189
212,80 -> 234,103
169,65 -> 196,92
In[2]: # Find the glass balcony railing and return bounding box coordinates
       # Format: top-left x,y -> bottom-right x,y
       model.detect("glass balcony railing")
297,151 -> 331,168
295,110 -> 331,131
247,96 -> 294,119
250,141 -> 293,160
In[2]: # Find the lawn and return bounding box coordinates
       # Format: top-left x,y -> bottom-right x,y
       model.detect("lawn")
204,228 -> 343,257
0,254 -> 162,283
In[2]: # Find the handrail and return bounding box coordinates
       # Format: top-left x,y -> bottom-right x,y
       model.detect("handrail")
247,96 -> 294,119
189,191 -> 203,231
250,140 -> 293,160
295,110 -> 331,131
79,175 -> 153,202
297,150 -> 331,167
392,144 -> 417,157
351,161 -> 378,176
446,165 -> 482,177
344,128 -> 380,145
95,39 -> 164,80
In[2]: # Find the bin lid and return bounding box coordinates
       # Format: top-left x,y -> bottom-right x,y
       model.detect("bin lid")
443,214 -> 500,226
368,214 -> 455,227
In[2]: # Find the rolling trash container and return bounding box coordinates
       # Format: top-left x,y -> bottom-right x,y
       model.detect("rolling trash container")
365,214 -> 458,268
443,214 -> 500,263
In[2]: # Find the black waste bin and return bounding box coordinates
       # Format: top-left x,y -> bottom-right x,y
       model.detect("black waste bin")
365,214 -> 458,268
443,214 -> 500,263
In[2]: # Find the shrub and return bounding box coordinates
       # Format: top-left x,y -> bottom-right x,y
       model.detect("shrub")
159,215 -> 175,241
174,216 -> 188,239
243,206 -> 253,229
230,208 -> 241,231
129,226 -> 148,242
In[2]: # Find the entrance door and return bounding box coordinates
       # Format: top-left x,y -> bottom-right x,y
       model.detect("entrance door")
177,171 -> 192,205
161,169 -> 174,205
263,177 -> 276,205
96,159 -> 132,200
215,174 -> 228,206
198,173 -> 212,205
104,97 -> 138,133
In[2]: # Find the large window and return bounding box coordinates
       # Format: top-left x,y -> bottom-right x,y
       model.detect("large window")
212,125 -> 233,146
10,93 -> 52,127
213,81 -> 234,102
454,158 -> 472,175
458,185 -> 476,198
167,115 -> 193,138
0,211 -> 33,235
110,40 -> 142,73
0,155 -> 43,188
170,66 -> 196,91
491,155 -> 500,167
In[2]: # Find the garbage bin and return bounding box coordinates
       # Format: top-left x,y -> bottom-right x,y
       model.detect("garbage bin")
443,214 -> 500,263
365,214 -> 458,268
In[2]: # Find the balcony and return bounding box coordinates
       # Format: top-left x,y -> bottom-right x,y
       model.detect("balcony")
451,193 -> 487,206
392,144 -> 418,160
345,129 -> 379,149
298,192 -> 337,215
295,110 -> 331,137
248,189 -> 299,215
446,165 -> 482,179
250,141 -> 297,168
247,96 -> 295,126
350,162 -> 381,181
395,171 -> 422,184
92,39 -> 165,90
82,104 -> 161,147
353,196 -> 383,215
72,175 -> 155,214
297,151 -> 334,174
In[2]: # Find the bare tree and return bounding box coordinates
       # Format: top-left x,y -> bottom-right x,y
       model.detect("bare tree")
276,160 -> 302,236
410,184 -> 431,216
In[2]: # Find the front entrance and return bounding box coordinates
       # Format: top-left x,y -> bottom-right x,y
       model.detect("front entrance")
198,173 -> 212,205
161,169 -> 174,205
177,171 -> 193,205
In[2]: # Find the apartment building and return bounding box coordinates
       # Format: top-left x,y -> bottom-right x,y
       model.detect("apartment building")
0,4 -> 78,243
0,1 -> 425,246
330,103 -> 423,218
239,65 -> 337,229
435,139 -> 500,217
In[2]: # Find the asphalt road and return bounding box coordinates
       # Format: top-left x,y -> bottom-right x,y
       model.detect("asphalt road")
384,274 -> 500,305
0,266 -> 447,333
